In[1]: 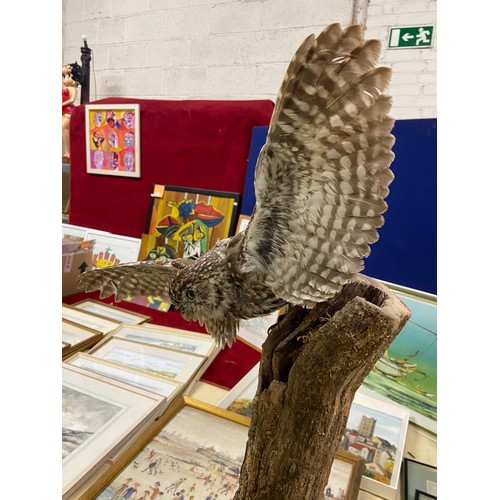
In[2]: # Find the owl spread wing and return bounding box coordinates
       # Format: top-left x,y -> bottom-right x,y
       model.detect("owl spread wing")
244,23 -> 395,307
77,257 -> 183,302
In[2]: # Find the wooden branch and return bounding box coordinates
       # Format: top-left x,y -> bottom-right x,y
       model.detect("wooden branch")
234,275 -> 411,500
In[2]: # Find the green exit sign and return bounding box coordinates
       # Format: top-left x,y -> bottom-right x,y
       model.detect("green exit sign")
388,26 -> 434,49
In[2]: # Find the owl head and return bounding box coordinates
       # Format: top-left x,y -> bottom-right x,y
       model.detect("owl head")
167,255 -> 239,346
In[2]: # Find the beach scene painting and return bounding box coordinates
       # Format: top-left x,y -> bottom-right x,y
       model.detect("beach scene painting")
97,402 -> 249,500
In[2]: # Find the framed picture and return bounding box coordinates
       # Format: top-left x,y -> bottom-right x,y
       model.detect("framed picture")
62,320 -> 100,347
217,364 -> 364,499
67,352 -> 184,400
415,491 -> 437,500
236,213 -> 251,234
403,458 -> 437,500
325,449 -> 365,500
62,363 -> 164,498
361,280 -> 437,433
62,223 -> 90,241
62,319 -> 102,359
338,392 -> 410,499
87,336 -> 206,384
143,185 -> 240,261
85,103 -> 141,178
218,362 -> 259,417
236,310 -> 280,350
85,232 -> 141,268
62,304 -> 121,334
73,299 -> 151,325
90,396 -> 250,499
113,323 -> 217,357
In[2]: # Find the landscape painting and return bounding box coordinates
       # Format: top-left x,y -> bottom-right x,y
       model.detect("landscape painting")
103,347 -> 186,379
62,385 -> 121,460
362,284 -> 437,432
89,337 -> 205,383
62,364 -> 165,497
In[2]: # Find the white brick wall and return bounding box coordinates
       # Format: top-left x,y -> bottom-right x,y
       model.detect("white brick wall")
62,0 -> 436,119
365,0 -> 437,119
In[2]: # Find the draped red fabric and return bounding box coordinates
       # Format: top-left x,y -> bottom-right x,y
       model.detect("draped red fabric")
69,98 -> 274,237
65,98 -> 273,388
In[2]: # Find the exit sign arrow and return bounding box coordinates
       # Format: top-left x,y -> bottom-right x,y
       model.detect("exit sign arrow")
388,26 -> 434,49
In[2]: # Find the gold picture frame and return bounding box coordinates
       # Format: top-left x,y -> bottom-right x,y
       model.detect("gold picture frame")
62,304 -> 121,335
66,352 -> 184,401
62,363 -> 165,498
113,323 -> 218,357
62,319 -> 103,360
86,396 -> 250,499
87,336 -> 206,384
73,299 -> 151,325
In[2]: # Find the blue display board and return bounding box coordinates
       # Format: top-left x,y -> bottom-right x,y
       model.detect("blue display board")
240,119 -> 437,294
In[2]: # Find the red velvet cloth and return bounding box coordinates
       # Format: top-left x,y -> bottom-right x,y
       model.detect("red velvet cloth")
66,98 -> 272,387
69,98 -> 274,238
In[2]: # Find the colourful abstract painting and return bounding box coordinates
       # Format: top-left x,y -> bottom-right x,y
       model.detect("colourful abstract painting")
85,104 -> 141,177
143,185 -> 240,260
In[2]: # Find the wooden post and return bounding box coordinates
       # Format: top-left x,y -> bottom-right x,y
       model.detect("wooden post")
234,275 -> 411,500
80,41 -> 92,105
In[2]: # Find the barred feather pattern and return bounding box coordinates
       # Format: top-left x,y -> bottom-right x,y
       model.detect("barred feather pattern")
245,23 -> 395,307
78,23 -> 395,346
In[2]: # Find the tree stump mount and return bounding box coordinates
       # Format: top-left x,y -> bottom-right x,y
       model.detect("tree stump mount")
234,275 -> 412,500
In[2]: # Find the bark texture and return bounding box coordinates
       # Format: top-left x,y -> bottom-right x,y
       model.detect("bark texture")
234,275 -> 411,500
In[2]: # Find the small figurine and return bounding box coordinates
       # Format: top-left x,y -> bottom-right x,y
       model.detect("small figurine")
62,62 -> 84,162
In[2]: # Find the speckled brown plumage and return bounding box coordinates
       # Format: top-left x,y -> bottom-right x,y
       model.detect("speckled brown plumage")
77,23 -> 395,347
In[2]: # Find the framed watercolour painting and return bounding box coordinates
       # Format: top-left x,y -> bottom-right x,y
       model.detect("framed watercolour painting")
338,392 -> 410,499
415,491 -> 437,500
143,185 -> 240,260
87,337 -> 206,384
62,319 -> 102,360
62,304 -> 121,335
85,103 -> 141,178
114,323 -> 218,357
236,311 -> 280,350
325,449 -> 365,500
62,223 -> 89,241
218,362 -> 259,417
236,213 -> 251,234
403,458 -> 437,500
62,363 -> 164,498
73,299 -> 151,325
67,352 -> 184,400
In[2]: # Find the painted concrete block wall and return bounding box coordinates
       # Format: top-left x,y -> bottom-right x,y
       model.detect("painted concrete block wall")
364,0 -> 437,119
62,0 -> 436,120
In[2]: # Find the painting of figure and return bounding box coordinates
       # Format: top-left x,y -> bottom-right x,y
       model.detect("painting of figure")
144,186 -> 240,261
86,104 -> 141,178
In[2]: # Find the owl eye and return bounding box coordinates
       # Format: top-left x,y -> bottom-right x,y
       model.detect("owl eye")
186,290 -> 195,299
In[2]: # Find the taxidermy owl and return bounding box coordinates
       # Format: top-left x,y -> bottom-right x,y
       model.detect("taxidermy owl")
78,23 -> 396,347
